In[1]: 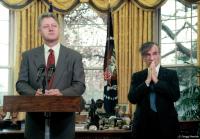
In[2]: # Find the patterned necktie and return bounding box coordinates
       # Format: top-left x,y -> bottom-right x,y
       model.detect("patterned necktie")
47,49 -> 55,68
47,49 -> 55,89
150,82 -> 157,112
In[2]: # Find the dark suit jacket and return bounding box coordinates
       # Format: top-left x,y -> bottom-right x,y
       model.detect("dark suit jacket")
16,44 -> 86,139
128,67 -> 180,138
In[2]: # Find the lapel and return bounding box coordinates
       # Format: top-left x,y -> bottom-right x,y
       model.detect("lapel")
158,66 -> 168,80
142,69 -> 148,81
33,45 -> 45,69
52,45 -> 67,88
144,69 -> 148,76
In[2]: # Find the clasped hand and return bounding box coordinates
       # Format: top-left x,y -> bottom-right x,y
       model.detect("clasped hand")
145,61 -> 158,84
35,89 -> 63,96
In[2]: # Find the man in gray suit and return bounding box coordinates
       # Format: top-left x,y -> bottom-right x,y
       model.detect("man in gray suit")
16,12 -> 85,139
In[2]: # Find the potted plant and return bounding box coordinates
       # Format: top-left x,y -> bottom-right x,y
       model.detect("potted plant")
176,65 -> 200,137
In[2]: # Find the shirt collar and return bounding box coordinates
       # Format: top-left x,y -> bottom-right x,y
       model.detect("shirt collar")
156,64 -> 160,75
44,43 -> 60,53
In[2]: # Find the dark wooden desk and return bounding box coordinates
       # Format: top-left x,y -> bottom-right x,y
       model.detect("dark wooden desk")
1,129 -> 199,139
0,129 -> 24,139
0,129 -> 132,139
76,129 -> 132,139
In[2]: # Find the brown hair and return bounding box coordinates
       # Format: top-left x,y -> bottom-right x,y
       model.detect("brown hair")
38,12 -> 59,28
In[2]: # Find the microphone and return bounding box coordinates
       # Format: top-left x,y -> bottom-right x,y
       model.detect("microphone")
47,64 -> 55,81
36,64 -> 45,81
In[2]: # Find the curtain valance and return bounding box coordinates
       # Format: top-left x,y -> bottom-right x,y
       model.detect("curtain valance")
132,0 -> 167,10
184,0 -> 200,3
43,0 -> 126,12
1,0 -> 34,9
1,0 -> 193,12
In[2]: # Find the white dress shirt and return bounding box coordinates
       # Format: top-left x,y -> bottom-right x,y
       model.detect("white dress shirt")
44,43 -> 60,66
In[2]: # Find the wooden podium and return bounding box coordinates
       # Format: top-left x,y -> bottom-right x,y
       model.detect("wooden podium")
3,96 -> 83,112
3,96 -> 84,139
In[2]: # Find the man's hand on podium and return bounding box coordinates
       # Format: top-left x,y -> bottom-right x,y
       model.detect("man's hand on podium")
35,89 -> 43,96
45,89 -> 63,96
35,89 -> 63,96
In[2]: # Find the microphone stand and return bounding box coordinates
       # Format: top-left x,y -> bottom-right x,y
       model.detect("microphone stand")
42,74 -> 50,139
39,72 -> 50,139
45,65 -> 55,139
42,74 -> 46,94
38,65 -> 55,139
44,112 -> 50,139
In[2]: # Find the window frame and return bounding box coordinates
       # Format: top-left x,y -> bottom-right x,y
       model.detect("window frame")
159,0 -> 198,120
62,3 -> 107,103
0,7 -> 15,106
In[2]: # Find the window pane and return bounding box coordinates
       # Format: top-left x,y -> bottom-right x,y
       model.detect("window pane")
161,0 -> 175,19
0,69 -> 9,106
161,0 -> 197,65
79,25 -> 106,46
64,25 -> 106,47
0,69 -> 9,92
162,19 -> 176,32
0,21 -> 9,44
0,4 -> 10,106
0,4 -> 9,20
176,2 -> 188,18
176,42 -> 197,64
0,4 -> 9,61
63,3 -> 106,103
0,43 -> 9,66
70,46 -> 105,68
83,70 -> 104,103
161,28 -> 175,44
176,28 -> 195,43
161,43 -> 176,65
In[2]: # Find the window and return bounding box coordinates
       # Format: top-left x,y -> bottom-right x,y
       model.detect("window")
161,0 -> 198,120
0,4 -> 11,106
63,3 -> 107,103
161,0 -> 197,65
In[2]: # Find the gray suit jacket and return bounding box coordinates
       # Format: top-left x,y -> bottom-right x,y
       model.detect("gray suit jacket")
16,44 -> 86,139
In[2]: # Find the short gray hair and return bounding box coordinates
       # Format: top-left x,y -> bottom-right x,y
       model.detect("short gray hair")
139,42 -> 160,56
38,12 -> 59,28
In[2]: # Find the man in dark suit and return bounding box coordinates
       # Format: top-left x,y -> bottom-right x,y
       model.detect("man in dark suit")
16,12 -> 85,139
128,42 -> 180,139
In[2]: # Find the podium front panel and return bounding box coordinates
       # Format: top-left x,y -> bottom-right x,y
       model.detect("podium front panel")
3,96 -> 82,112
